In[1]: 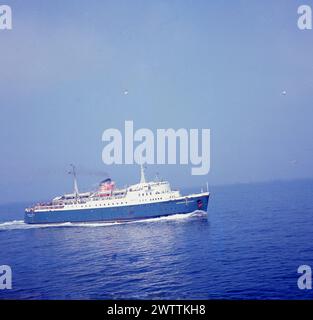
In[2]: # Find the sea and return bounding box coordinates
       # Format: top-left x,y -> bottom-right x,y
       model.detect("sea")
0,180 -> 313,300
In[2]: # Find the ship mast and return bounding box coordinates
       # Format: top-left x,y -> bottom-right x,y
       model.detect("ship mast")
140,164 -> 146,184
69,164 -> 79,199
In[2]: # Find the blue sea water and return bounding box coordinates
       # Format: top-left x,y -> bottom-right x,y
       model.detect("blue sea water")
0,180 -> 313,300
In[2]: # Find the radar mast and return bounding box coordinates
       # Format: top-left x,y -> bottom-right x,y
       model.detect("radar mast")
69,164 -> 79,198
140,164 -> 146,184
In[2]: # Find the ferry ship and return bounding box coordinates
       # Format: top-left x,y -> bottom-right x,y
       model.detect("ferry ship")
24,165 -> 210,224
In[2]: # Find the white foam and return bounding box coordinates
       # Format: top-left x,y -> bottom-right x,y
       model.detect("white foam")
0,211 -> 207,231
131,210 -> 207,224
0,220 -> 74,230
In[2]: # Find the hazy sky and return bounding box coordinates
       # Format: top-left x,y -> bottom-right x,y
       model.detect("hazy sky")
0,0 -> 313,203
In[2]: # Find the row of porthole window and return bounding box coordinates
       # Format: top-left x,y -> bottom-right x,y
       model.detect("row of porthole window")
76,202 -> 129,208
72,195 -> 173,208
139,191 -> 167,196
140,196 -> 176,201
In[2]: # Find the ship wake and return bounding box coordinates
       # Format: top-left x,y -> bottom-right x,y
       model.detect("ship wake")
0,211 -> 207,231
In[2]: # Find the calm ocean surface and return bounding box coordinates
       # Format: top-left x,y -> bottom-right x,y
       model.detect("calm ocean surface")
0,180 -> 313,300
